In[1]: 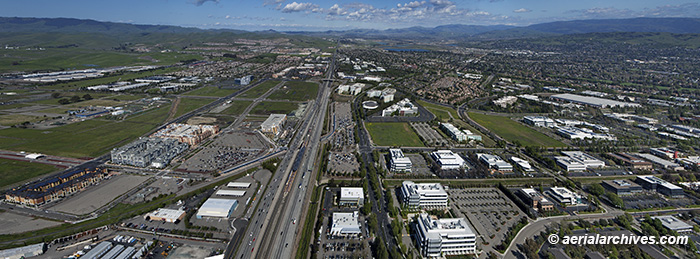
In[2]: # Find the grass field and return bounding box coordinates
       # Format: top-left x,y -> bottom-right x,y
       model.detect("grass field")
365,122 -> 424,147
0,114 -> 44,126
416,100 -> 496,147
0,105 -> 171,158
267,81 -> 319,101
219,101 -> 253,115
239,80 -> 280,98
250,101 -> 299,115
0,158 -> 60,188
174,98 -> 214,118
184,86 -> 237,97
468,112 -> 566,147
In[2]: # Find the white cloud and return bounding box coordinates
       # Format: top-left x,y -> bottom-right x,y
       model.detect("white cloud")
190,0 -> 219,6
263,0 -> 285,7
513,8 -> 531,13
281,2 -> 320,13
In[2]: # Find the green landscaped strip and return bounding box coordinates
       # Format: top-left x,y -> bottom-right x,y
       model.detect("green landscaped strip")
365,122 -> 424,147
468,112 -> 566,148
0,158 -> 60,188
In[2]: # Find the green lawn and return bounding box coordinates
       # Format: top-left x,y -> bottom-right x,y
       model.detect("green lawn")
468,112 -> 566,147
0,114 -> 44,126
174,98 -> 214,118
0,105 -> 171,158
267,81 -> 319,101
239,80 -> 280,98
417,100 -> 458,121
250,101 -> 299,115
219,101 -> 253,115
365,122 -> 424,147
184,86 -> 236,97
0,158 -> 60,188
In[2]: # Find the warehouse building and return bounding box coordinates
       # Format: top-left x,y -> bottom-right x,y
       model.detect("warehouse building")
330,211 -> 361,237
215,190 -> 246,197
430,150 -> 466,170
635,175 -> 684,198
0,243 -> 45,259
399,181 -> 448,208
607,153 -> 652,170
546,187 -> 582,205
196,198 -> 238,219
226,182 -> 251,189
5,168 -> 107,206
389,148 -> 412,172
523,116 -> 556,127
636,153 -> 684,171
145,208 -> 186,223
650,215 -> 693,233
555,151 -> 605,171
550,93 -> 641,108
477,153 -> 513,172
82,242 -> 113,259
649,147 -> 678,159
517,188 -> 554,211
339,187 -> 364,207
260,114 -> 287,135
413,213 -> 476,257
152,123 -> 219,146
111,137 -> 189,168
601,180 -> 642,196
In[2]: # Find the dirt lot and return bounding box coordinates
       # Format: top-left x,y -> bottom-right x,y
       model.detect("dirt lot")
0,211 -> 63,235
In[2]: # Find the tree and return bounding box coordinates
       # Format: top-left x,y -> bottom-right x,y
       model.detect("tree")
588,183 -> 605,196
70,96 -> 81,103
58,98 -> 70,105
51,93 -> 61,98
82,94 -> 93,100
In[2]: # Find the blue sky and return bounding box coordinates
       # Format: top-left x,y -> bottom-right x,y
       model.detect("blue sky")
3,0 -> 700,31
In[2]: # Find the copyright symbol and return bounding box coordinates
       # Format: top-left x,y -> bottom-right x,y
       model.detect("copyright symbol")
548,234 -> 560,244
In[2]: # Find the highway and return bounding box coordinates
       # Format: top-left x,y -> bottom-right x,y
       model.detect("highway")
227,51 -> 336,259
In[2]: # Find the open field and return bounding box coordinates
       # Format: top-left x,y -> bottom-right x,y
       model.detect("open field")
51,174 -> 150,215
0,114 -> 44,126
174,98 -> 214,118
267,81 -> 319,101
0,158 -> 60,188
219,100 -> 253,115
250,101 -> 299,115
184,86 -> 237,97
0,104 -> 171,158
417,100 -> 458,121
0,212 -> 63,235
468,112 -> 566,147
238,80 -> 279,98
365,122 -> 424,147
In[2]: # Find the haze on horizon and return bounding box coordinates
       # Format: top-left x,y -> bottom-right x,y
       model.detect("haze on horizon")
2,0 -> 700,31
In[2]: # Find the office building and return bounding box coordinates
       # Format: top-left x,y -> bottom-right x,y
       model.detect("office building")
635,175 -> 684,198
601,180 -> 642,196
440,123 -> 466,142
330,211 -> 361,237
636,153 -> 684,171
546,187 -> 582,205
523,116 -> 556,127
382,98 -> 418,116
550,93 -> 641,108
389,148 -> 412,172
413,213 -> 476,257
145,208 -> 186,223
399,181 -> 448,208
555,151 -> 605,171
510,157 -> 534,172
152,123 -> 219,146
517,188 -> 554,211
430,150 -> 466,170
339,187 -> 364,207
476,153 -> 513,172
650,216 -> 693,233
260,114 -> 287,135
606,153 -> 652,170
649,147 -> 678,159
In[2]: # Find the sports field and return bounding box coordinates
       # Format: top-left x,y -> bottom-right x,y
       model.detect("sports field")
365,122 -> 424,147
468,112 -> 566,147
0,158 -> 59,188
267,81 -> 319,101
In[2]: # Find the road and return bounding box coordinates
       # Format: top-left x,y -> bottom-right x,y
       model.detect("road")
228,51 -> 336,259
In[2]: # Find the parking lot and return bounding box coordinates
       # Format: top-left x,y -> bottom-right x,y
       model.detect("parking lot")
50,174 -> 150,215
327,152 -> 360,175
411,122 -> 448,147
622,193 -> 697,210
316,188 -> 372,259
331,102 -> 356,152
179,131 -> 270,173
386,153 -> 434,177
448,188 -> 524,249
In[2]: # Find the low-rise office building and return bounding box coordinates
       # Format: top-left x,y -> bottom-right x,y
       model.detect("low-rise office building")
601,179 -> 642,196
636,153 -> 685,171
413,213 -> 476,257
330,211 -> 361,237
260,114 -> 287,135
606,153 -> 652,170
399,181 -> 448,208
555,151 -> 605,171
476,153 -> 513,172
517,188 -> 554,211
430,150 -> 466,170
650,215 -> 693,233
145,208 -> 186,223
546,187 -> 582,205
523,116 -> 556,127
339,187 -> 364,207
389,148 -> 412,172
635,175 -> 684,198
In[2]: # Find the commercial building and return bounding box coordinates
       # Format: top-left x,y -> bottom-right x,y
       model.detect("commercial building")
523,116 -> 556,127
260,114 -> 287,135
546,187 -> 582,205
152,123 -> 219,146
430,150 -> 466,170
650,215 -> 693,233
550,93 -> 641,108
235,75 -> 253,85
5,168 -> 107,206
556,126 -> 616,140
399,181 -> 448,208
382,98 -> 418,117
339,187 -> 364,207
635,175 -> 684,198
227,182 -> 251,189
636,153 -> 684,171
362,100 -> 379,110
330,211 -> 361,237
649,147 -> 678,159
413,213 -> 476,257
0,243 -> 45,259
476,153 -> 513,172
517,188 -> 554,211
196,198 -> 238,219
389,148 -> 412,172
145,208 -> 186,223
678,156 -> 700,168
601,180 -> 642,196
440,123 -> 466,142
493,96 -> 517,108
606,153 -> 653,170
111,137 -> 189,168
82,242 -> 113,259
338,83 -> 365,95
462,129 -> 482,141
101,245 -> 125,259
510,157 -> 534,172
215,190 -> 246,197
555,151 -> 605,171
